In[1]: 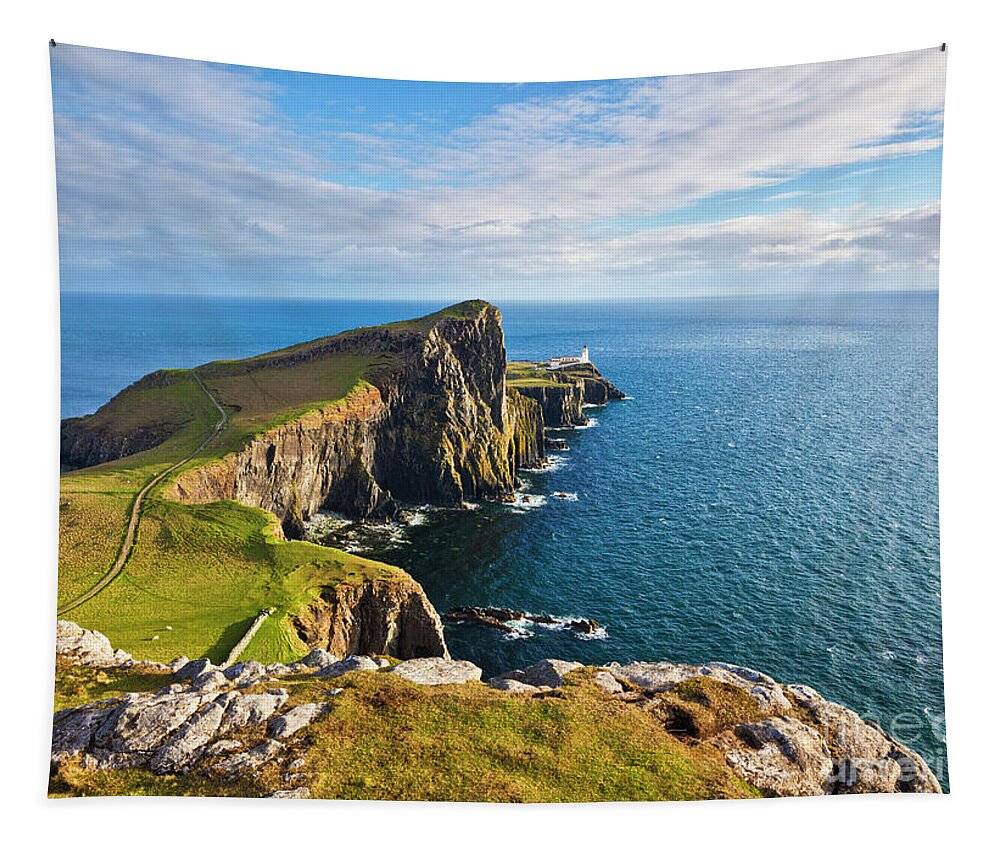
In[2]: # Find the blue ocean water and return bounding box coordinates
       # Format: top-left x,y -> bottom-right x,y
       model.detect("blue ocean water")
61,291 -> 946,787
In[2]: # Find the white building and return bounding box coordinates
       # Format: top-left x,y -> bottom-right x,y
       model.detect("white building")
546,346 -> 590,370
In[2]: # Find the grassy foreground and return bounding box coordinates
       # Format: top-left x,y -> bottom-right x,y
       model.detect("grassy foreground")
51,667 -> 760,802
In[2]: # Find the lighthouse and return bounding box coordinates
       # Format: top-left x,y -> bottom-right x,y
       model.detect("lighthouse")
581,346 -> 590,363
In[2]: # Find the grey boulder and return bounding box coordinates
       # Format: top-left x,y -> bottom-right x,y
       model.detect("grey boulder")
391,658 -> 483,685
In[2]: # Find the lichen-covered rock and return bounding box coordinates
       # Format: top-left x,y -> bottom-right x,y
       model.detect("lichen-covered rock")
217,690 -> 288,735
222,660 -> 267,685
175,658 -> 216,681
55,620 -> 132,667
268,786 -> 310,799
190,670 -> 230,693
390,658 -> 483,685
314,656 -> 379,678
299,649 -> 340,669
499,659 -> 583,689
488,677 -> 540,694
150,699 -> 229,774
594,670 -> 624,694
268,703 -> 330,739
722,716 -> 835,797
785,683 -> 942,793
607,661 -> 790,711
213,739 -> 285,778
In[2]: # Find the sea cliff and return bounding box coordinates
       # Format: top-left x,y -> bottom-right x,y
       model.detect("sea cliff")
506,360 -> 625,428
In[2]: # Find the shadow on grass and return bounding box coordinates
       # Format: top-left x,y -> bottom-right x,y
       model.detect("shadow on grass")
204,615 -> 257,664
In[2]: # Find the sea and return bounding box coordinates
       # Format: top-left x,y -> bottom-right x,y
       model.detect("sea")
61,290 -> 947,788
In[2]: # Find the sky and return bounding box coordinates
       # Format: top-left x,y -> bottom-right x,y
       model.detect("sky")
51,44 -> 946,301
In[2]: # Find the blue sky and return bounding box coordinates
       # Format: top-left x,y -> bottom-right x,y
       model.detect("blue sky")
51,45 -> 945,300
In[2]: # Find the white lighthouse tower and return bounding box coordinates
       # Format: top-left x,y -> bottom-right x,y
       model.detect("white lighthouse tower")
581,346 -> 590,364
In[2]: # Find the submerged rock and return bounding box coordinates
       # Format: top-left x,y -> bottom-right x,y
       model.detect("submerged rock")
444,607 -> 603,638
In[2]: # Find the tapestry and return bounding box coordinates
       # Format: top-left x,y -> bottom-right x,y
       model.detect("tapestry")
50,43 -> 948,800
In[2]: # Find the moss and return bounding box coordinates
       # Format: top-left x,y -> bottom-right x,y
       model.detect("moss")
53,660 -> 175,712
653,677 -> 765,739
49,756 -> 268,798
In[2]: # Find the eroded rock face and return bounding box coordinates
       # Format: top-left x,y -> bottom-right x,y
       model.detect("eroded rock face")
163,303 -> 527,528
507,389 -> 546,469
292,576 -> 448,660
509,381 -> 588,428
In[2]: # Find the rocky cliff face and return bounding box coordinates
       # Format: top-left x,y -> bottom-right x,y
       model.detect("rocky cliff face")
511,381 -> 588,428
508,364 -> 624,428
164,302 -> 529,533
506,389 -> 546,469
291,576 -> 448,659
166,386 -> 392,536
575,364 -> 627,405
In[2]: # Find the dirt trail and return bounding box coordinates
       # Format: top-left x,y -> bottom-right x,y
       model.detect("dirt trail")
57,371 -> 228,615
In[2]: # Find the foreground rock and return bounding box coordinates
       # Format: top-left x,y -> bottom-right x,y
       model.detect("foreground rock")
496,659 -> 584,689
52,622 -> 940,796
607,661 -> 942,795
390,658 -> 483,686
55,620 -> 143,668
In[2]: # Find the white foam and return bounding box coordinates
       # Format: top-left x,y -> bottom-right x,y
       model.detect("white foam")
521,612 -> 608,641
551,491 -> 578,501
509,492 -> 547,510
538,454 -> 568,472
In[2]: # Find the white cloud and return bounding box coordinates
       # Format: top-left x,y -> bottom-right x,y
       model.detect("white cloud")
51,45 -> 946,298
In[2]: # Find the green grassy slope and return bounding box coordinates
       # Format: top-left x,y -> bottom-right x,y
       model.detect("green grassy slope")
58,320 -> 428,664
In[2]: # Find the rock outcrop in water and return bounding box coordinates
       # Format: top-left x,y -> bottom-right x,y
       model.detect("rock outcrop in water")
51,623 -> 941,798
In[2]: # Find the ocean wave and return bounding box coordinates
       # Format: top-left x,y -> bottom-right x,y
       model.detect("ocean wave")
523,612 -> 608,641
551,491 -> 578,501
508,492 -> 547,510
